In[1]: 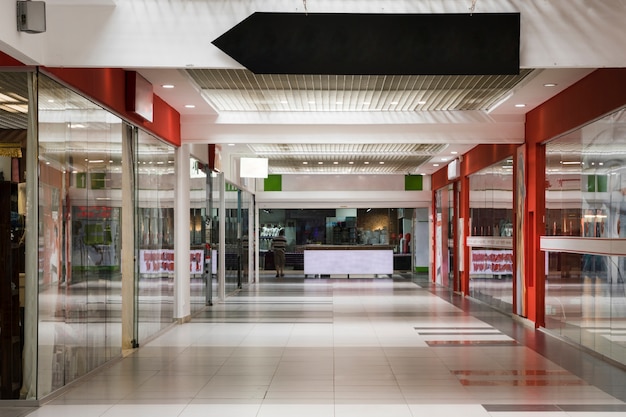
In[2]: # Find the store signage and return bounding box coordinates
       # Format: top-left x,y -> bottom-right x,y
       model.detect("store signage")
466,236 -> 513,249
125,71 -> 154,122
139,249 -> 205,274
470,249 -> 513,275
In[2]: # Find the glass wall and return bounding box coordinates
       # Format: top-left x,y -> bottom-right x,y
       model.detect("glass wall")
37,75 -> 123,397
135,129 -> 176,341
224,184 -> 252,292
468,157 -> 514,312
31,73 -> 179,399
189,158 -> 209,313
544,107 -> 626,365
434,188 -> 449,286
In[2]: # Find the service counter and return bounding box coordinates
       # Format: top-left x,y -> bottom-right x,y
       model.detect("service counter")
304,245 -> 394,276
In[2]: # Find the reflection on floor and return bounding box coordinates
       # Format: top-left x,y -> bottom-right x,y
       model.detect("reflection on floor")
9,272 -> 626,417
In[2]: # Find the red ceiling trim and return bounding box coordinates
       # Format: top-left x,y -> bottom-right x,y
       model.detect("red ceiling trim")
526,68 -> 626,146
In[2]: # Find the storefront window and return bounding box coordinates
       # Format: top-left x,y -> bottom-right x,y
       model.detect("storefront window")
468,157 -> 514,312
37,75 -> 123,397
135,129 -> 175,340
223,183 -> 253,293
189,158 -> 210,312
544,107 -> 626,365
259,208 -> 410,275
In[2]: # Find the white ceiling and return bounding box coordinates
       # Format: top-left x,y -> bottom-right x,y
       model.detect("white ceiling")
2,0 -> 623,175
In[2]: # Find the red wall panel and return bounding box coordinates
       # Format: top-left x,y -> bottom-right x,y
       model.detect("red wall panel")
42,67 -> 181,147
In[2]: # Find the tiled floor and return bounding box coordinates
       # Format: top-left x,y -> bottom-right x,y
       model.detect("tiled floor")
10,273 -> 626,416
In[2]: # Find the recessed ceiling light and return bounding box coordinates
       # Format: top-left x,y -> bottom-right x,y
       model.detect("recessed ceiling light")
379,161 -> 385,164
441,157 -> 448,161
364,161 -> 370,165
318,161 -> 323,164
47,99 -> 54,103
348,161 -> 354,165
280,100 -> 288,104
162,84 -> 175,89
335,101 -> 343,105
515,104 -> 526,108
302,161 -> 308,165
451,151 -> 458,155
333,161 -> 339,165
390,101 -> 399,105
184,104 -> 195,108
227,143 -> 235,146
417,100 -> 427,105
543,83 -> 557,87
433,163 -> 440,167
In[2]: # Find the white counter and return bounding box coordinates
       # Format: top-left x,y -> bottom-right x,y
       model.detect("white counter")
304,245 -> 393,276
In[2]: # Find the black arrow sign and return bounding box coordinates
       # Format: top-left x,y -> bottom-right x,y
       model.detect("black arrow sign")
212,12 -> 520,75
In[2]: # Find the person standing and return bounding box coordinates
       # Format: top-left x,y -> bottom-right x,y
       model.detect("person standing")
271,228 -> 287,278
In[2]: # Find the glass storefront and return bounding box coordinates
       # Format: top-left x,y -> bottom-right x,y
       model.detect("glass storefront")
258,208 -> 412,274
189,158 -> 211,313
0,71 -> 182,400
37,74 -> 124,396
434,188 -> 450,287
224,183 -> 252,293
135,129 -> 176,341
468,157 -> 514,312
544,107 -> 626,365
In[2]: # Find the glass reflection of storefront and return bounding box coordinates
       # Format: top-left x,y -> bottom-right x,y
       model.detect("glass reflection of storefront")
467,158 -> 514,312
544,107 -> 626,366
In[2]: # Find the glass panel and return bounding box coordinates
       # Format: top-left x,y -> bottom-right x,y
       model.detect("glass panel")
447,185 -> 455,288
37,75 -> 122,397
468,157 -> 514,312
240,188 -> 252,285
189,158 -> 207,313
544,107 -> 626,366
136,130 -> 175,341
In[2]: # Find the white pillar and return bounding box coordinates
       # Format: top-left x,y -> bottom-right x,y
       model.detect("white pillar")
174,145 -> 191,321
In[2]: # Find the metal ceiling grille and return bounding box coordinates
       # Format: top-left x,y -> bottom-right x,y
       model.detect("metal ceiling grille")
0,72 -> 29,130
248,143 -> 447,174
187,69 -> 535,112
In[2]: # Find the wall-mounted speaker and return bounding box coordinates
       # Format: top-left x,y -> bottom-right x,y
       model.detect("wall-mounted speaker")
17,1 -> 46,34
